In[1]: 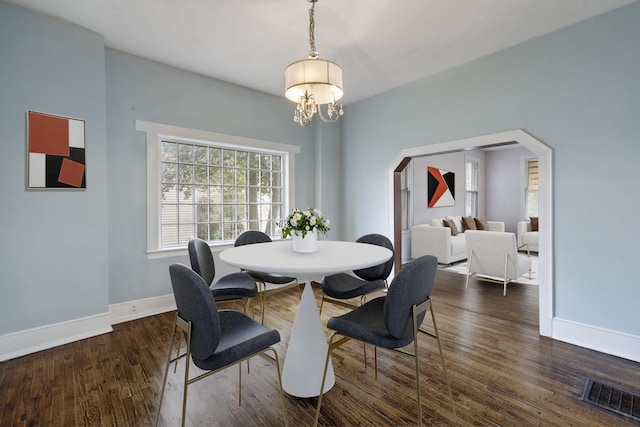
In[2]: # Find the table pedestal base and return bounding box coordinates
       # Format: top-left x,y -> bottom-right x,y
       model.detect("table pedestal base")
281,282 -> 335,397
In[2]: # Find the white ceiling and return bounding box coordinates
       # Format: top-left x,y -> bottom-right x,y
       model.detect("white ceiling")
7,0 -> 636,104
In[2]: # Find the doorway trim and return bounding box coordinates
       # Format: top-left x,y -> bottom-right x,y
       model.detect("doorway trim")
388,129 -> 553,337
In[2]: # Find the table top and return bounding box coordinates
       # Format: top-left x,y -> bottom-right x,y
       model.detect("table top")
219,240 -> 393,278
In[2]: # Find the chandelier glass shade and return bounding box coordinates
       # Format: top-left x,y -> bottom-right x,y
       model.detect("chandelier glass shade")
284,0 -> 344,126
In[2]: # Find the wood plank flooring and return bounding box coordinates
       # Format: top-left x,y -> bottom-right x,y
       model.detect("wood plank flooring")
1,270 -> 639,426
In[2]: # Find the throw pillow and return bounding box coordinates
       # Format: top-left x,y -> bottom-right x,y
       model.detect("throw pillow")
445,215 -> 464,234
474,218 -> 489,230
430,218 -> 444,227
530,217 -> 539,232
462,216 -> 476,231
442,219 -> 459,236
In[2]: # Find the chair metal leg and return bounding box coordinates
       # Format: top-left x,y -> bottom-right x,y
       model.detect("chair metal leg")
155,315 -> 180,427
238,362 -> 242,406
180,319 -> 192,427
172,332 -> 182,373
465,250 -> 474,289
429,302 -> 457,417
314,333 -> 338,427
412,306 -> 424,427
264,347 -> 289,427
503,253 -> 509,296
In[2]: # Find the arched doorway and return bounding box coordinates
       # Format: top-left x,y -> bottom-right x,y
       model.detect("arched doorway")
389,129 -> 553,337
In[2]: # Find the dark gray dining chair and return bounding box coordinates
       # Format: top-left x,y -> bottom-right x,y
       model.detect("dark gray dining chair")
319,233 -> 394,313
188,238 -> 258,313
234,231 -> 301,324
313,255 -> 455,427
155,264 -> 288,427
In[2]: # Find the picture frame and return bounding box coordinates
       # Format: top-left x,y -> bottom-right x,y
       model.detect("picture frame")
27,110 -> 86,189
427,166 -> 454,207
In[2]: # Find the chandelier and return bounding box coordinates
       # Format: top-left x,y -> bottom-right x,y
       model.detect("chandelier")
284,0 -> 344,126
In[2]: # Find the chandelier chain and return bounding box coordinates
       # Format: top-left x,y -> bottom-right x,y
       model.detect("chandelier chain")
308,1 -> 318,58
286,0 -> 344,126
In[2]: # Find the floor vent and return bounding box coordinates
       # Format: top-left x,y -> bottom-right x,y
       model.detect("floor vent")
581,378 -> 640,422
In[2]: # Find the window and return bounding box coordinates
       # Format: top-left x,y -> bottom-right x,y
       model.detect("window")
138,121 -> 300,258
400,162 -> 413,231
160,141 -> 284,246
525,158 -> 539,218
465,158 -> 478,217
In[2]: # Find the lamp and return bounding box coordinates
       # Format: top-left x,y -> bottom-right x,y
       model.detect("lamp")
285,0 -> 344,126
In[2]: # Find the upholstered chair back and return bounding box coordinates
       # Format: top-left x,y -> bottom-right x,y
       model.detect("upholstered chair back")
353,234 -> 395,282
188,238 -> 216,286
169,264 -> 221,361
235,230 -> 272,246
383,255 -> 437,339
464,231 -> 523,279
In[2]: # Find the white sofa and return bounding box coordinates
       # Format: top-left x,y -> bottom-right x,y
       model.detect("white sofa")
411,216 -> 505,264
517,220 -> 539,252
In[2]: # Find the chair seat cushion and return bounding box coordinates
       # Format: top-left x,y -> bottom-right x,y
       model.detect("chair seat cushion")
210,272 -> 258,299
327,297 -> 414,349
193,310 -> 280,371
244,270 -> 296,285
322,273 -> 386,300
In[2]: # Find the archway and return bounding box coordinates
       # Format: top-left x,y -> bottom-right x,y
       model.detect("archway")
388,130 -> 553,337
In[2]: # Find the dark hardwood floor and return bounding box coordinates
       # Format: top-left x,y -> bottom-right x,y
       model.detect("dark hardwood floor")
2,270 -> 639,426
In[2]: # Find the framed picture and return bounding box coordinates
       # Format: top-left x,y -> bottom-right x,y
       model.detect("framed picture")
427,166 -> 454,207
27,110 -> 86,189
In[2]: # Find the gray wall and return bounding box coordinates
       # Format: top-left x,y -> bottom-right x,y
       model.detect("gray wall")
0,1 -> 343,336
0,2 -> 109,334
342,3 -> 640,335
105,49 -> 323,305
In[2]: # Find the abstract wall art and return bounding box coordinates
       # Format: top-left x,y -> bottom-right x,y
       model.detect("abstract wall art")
427,166 -> 455,208
27,110 -> 86,189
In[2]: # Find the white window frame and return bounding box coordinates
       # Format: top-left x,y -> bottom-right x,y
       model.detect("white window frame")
522,155 -> 539,219
465,156 -> 479,217
137,120 -> 300,259
400,161 -> 413,231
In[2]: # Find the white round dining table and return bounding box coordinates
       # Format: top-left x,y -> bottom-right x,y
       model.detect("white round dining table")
219,240 -> 393,398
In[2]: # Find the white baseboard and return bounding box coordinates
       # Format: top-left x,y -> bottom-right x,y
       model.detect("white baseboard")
109,293 -> 176,325
0,294 -> 176,362
552,317 -> 640,363
4,299 -> 636,365
0,313 -> 112,362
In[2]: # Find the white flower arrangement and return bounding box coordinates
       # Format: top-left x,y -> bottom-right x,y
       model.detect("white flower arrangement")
280,208 -> 330,238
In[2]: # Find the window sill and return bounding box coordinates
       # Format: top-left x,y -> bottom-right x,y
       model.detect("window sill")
146,238 -> 288,260
146,241 -> 233,260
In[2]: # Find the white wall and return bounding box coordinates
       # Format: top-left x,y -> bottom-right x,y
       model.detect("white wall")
412,150 -> 486,225
485,146 -> 535,233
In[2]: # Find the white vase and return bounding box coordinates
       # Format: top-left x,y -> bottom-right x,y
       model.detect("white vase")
292,230 -> 318,253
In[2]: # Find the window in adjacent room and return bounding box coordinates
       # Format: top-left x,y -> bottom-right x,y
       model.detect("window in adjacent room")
138,121 -> 300,258
465,158 -> 478,217
525,158 -> 539,218
400,161 -> 413,231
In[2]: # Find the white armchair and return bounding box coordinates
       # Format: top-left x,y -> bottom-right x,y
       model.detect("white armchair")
411,218 -> 505,264
464,230 -> 532,296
